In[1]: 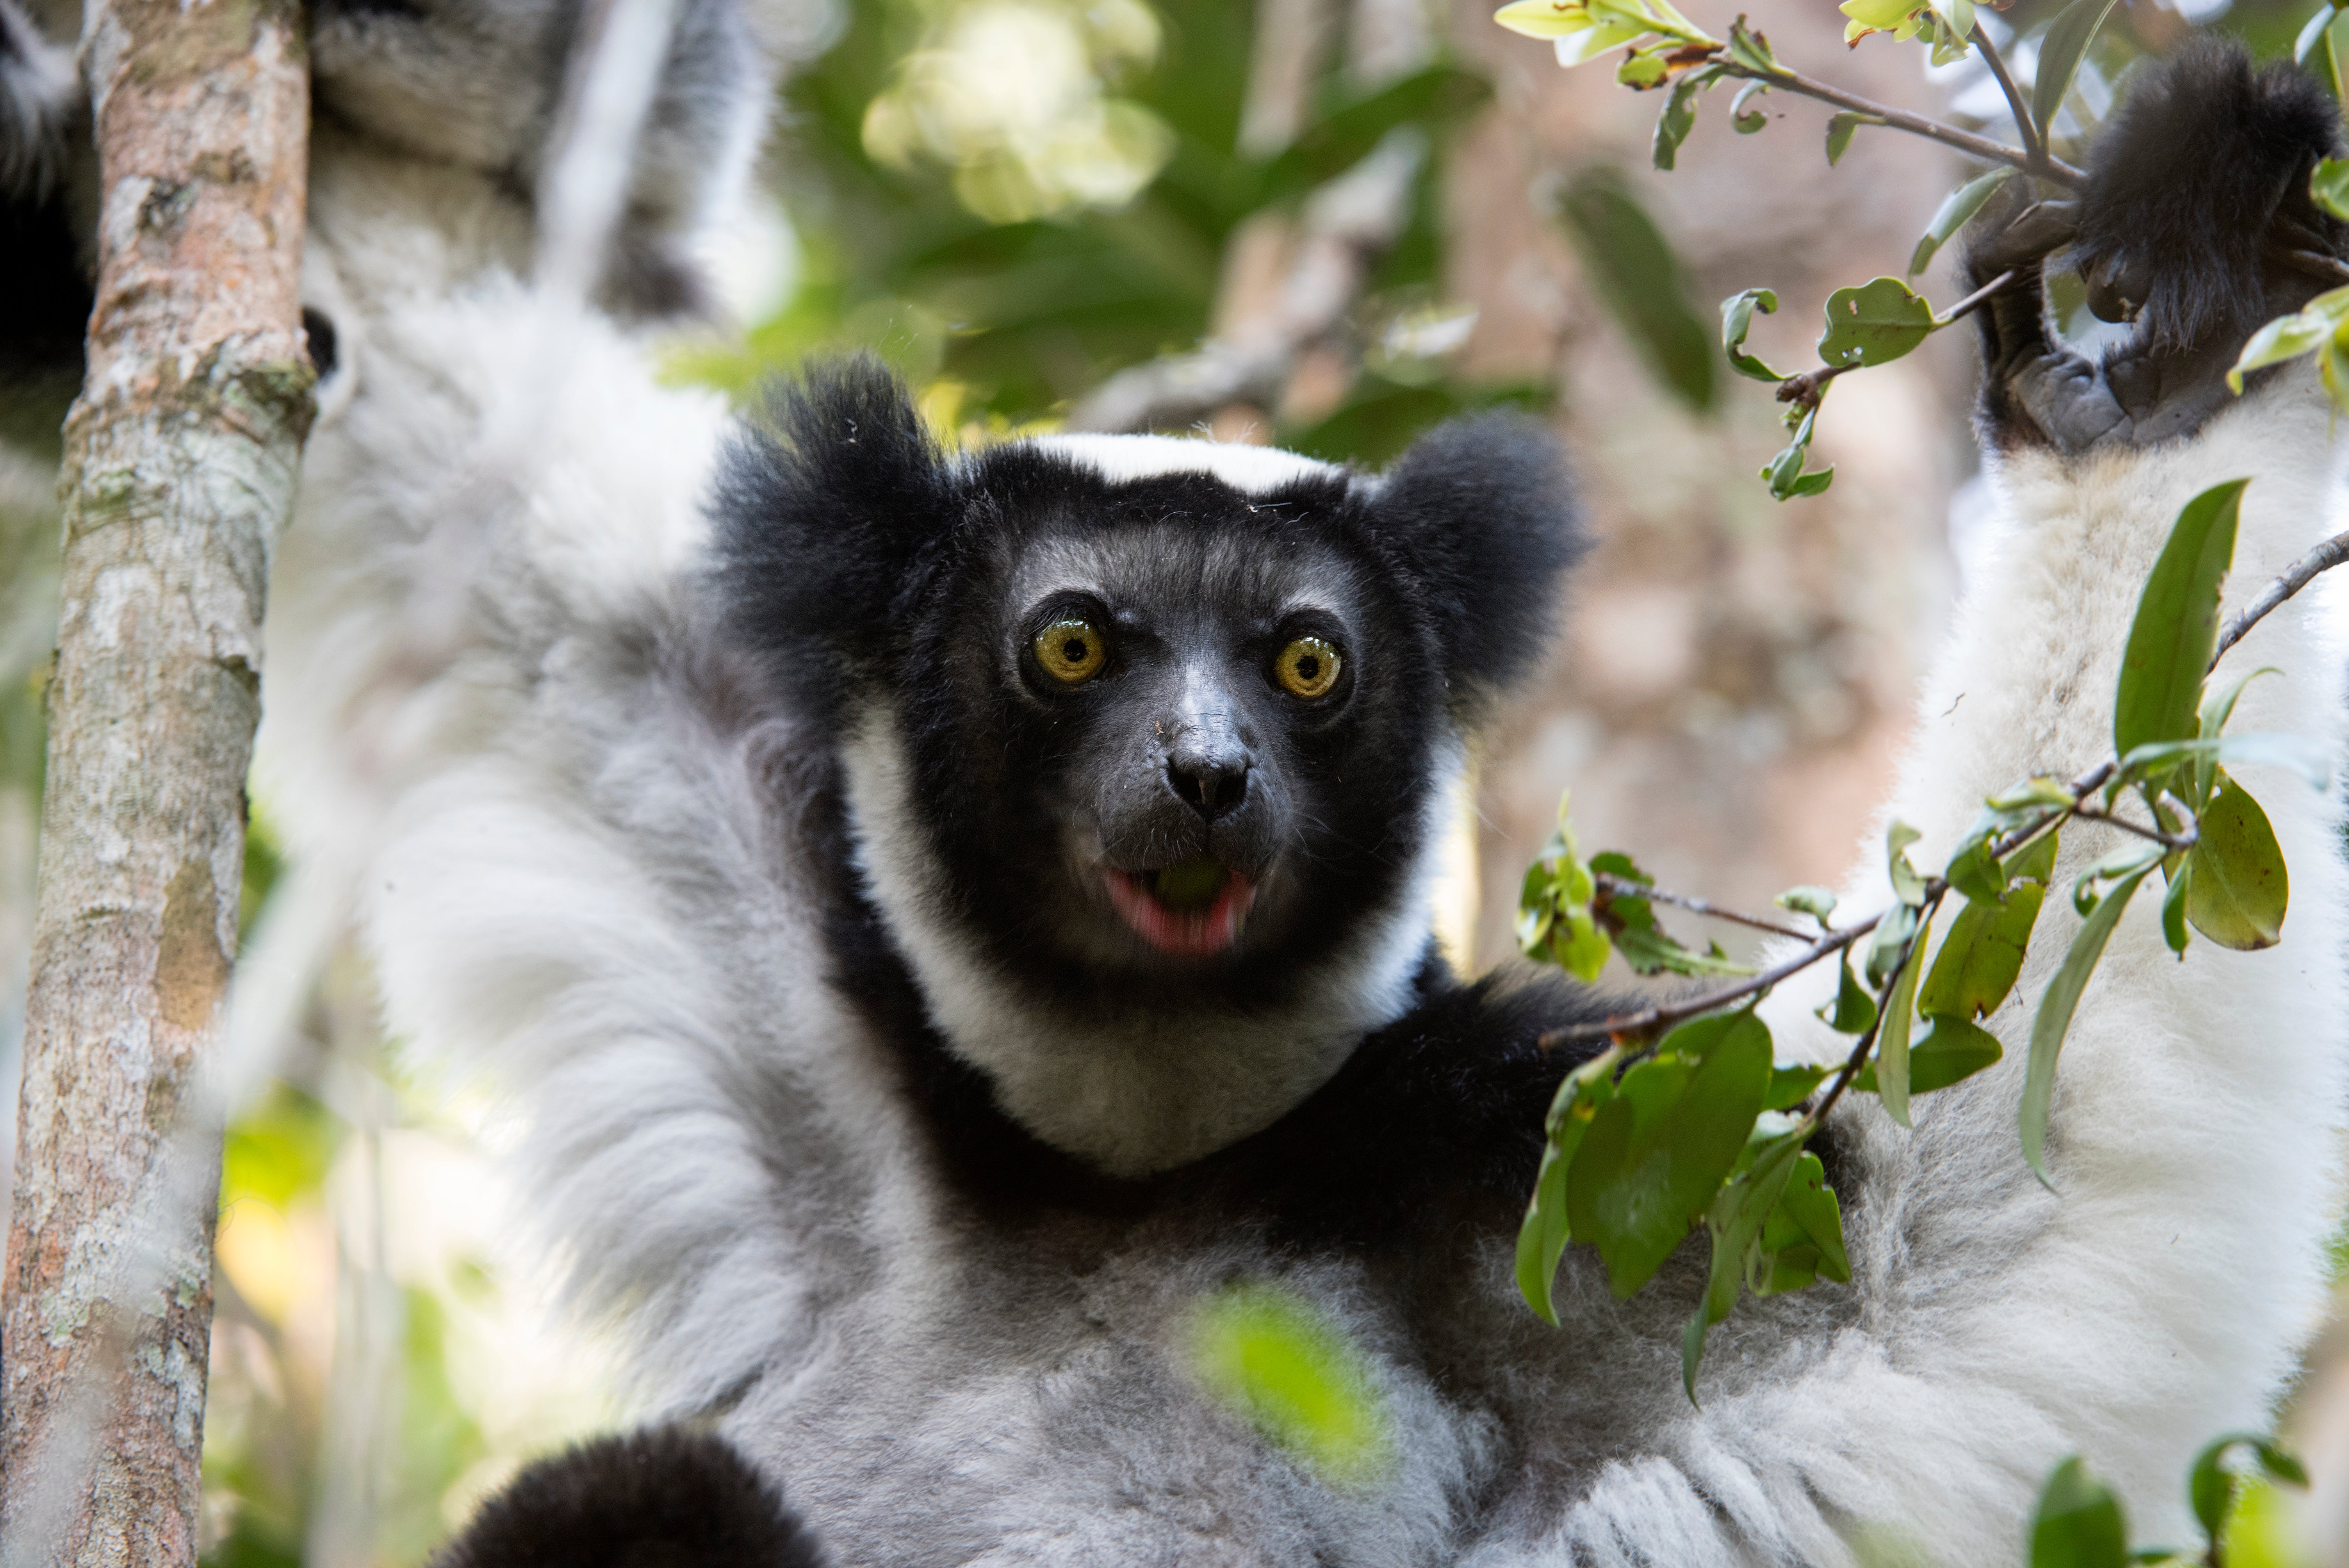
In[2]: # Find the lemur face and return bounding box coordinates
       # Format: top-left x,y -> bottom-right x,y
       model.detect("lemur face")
714,361 -> 1586,1018
900,467 -> 1446,994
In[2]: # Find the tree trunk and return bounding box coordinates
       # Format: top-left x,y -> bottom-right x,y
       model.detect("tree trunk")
0,0 -> 311,1558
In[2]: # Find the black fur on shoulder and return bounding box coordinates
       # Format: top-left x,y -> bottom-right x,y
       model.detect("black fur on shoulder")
1361,412 -> 1586,710
707,355 -> 955,724
2071,37 -> 2345,351
430,1427 -> 826,1568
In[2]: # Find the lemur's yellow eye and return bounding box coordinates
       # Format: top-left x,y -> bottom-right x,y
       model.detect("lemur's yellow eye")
1035,619 -> 1108,684
1274,636 -> 1341,699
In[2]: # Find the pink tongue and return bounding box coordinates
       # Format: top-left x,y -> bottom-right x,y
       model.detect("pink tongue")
1104,869 -> 1256,956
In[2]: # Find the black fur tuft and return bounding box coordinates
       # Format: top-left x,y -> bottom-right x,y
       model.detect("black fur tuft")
708,354 -> 955,720
1365,412 -> 1587,706
430,1427 -> 827,1568
2071,38 -> 2344,351
0,0 -> 73,200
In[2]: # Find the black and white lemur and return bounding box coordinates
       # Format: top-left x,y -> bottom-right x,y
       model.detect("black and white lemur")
4,0 -> 2345,1561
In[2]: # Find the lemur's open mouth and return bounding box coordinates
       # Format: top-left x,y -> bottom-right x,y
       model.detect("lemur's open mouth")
1103,857 -> 1256,957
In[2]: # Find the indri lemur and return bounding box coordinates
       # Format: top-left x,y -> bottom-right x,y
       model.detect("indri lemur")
3,2 -> 2345,1561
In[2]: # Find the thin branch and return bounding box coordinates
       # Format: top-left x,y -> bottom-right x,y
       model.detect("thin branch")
1806,888 -> 1946,1128
1716,58 -> 2085,185
1940,267 -> 2020,324
1538,918 -> 1878,1046
2069,804 -> 2196,852
1593,872 -> 1818,942
2214,529 -> 2349,666
1969,27 -> 2042,171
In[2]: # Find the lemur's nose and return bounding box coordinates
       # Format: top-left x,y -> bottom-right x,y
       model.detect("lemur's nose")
1166,750 -> 1250,821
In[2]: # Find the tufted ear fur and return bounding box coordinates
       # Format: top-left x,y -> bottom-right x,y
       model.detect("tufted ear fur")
2069,37 -> 2344,352
709,355 -> 958,718
1363,411 -> 1586,708
429,1427 -> 826,1568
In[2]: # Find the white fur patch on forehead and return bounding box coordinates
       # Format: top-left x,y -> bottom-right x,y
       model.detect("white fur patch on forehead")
1027,433 -> 1348,493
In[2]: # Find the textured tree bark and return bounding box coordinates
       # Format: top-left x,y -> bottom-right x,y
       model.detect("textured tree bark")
0,0 -> 310,1559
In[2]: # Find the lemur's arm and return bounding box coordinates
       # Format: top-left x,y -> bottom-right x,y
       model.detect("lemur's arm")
1546,45 -> 2349,1562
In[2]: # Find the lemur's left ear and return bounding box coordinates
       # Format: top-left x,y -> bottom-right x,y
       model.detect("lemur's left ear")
1364,412 -> 1588,704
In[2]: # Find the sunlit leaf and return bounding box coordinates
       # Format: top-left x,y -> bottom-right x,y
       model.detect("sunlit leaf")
2023,862 -> 2155,1187
2313,156 -> 2349,220
2114,479 -> 2245,763
1775,885 -> 1836,924
1987,776 -> 2076,812
1919,830 -> 2057,1022
1818,276 -> 1937,367
1839,0 -> 1928,44
1910,166 -> 2016,277
2227,291 -> 2349,394
2031,0 -> 2124,140
1554,172 -> 1716,410
2185,775 -> 2288,950
2189,1434 -> 2308,1548
2032,1456 -> 2130,1568
1765,1061 -> 1829,1110
1190,1283 -> 1394,1485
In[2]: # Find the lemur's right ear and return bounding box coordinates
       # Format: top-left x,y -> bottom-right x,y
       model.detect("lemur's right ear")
711,355 -> 958,696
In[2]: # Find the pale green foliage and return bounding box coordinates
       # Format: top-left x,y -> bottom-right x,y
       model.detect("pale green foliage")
1187,1284 -> 1395,1486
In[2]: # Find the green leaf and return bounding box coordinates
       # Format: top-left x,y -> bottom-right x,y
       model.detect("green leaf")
2194,665 -> 2278,805
1721,287 -> 1785,382
2032,1456 -> 2131,1568
1839,0 -> 1928,44
1765,1062 -> 1828,1111
2031,0 -> 2124,140
1570,1023 -> 1770,1299
1816,953 -> 1879,1034
1866,899 -> 1919,988
1726,14 -> 1781,73
1825,110 -> 1886,166
1818,276 -> 1937,368
1987,776 -> 2077,812
1683,1130 -> 1804,1402
2227,291 -> 2349,393
1775,885 -> 1836,924
1857,1012 -> 2002,1094
2116,731 -> 2331,793
2185,775 -> 2288,950
2189,1434 -> 2308,1546
1517,1052 -> 1620,1324
2022,862 -> 2155,1187
1874,908 -> 1932,1127
1910,166 -> 2016,277
1942,837 -> 2005,904
2160,860 -> 2190,957
1885,819 -> 1927,906
1652,69 -> 1708,170
1190,1283 -> 1394,1486
2314,156 -> 2349,221
1775,1151 -> 1850,1283
2299,5 -> 2345,67
1554,172 -> 1717,412
2113,479 -> 2245,762
1919,830 -> 2057,1021
1730,79 -> 1770,132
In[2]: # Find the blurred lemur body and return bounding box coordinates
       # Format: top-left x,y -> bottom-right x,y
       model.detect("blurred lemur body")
5,4 -> 2347,1562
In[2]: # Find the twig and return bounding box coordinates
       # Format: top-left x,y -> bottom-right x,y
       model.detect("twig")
1939,267 -> 2020,324
1594,872 -> 1818,942
2213,529 -> 2349,666
2069,804 -> 2196,852
1716,58 -> 2085,185
1805,888 -> 1946,1128
1969,27 -> 2042,172
1539,918 -> 1878,1046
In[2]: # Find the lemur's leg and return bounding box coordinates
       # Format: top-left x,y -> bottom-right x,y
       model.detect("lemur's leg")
1532,43 -> 2349,1565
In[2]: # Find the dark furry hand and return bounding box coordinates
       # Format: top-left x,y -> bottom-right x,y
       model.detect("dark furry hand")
1968,39 -> 2347,455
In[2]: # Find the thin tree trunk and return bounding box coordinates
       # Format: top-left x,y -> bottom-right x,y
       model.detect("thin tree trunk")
0,0 -> 311,1558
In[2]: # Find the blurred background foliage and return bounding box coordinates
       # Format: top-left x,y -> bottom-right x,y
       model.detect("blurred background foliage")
0,0 -> 2344,1560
